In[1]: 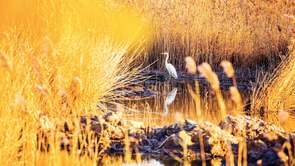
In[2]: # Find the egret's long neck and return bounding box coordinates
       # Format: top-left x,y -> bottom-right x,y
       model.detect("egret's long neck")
165,53 -> 169,66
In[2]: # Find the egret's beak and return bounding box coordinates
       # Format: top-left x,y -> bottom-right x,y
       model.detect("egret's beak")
160,53 -> 165,55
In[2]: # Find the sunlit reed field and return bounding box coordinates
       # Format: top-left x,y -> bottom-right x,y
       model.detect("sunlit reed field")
127,0 -> 295,69
1,0 -> 295,165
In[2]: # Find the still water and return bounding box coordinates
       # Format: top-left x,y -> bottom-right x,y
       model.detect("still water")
106,78 -> 251,166
121,79 -> 251,128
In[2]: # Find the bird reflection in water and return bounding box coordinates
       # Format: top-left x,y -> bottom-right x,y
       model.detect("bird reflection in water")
164,88 -> 178,115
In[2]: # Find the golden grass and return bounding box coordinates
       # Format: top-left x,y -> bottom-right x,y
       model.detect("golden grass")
125,0 -> 294,69
1,0 -> 295,165
251,15 -> 295,132
0,0 -> 150,165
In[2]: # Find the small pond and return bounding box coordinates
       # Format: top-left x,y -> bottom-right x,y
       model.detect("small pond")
120,77 -> 251,128
99,72 -> 253,166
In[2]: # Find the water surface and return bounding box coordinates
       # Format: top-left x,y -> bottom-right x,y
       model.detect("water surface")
121,79 -> 251,128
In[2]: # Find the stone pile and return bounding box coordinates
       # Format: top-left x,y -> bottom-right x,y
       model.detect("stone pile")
56,112 -> 294,165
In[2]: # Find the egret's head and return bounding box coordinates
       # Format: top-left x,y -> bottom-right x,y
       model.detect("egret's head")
160,52 -> 169,55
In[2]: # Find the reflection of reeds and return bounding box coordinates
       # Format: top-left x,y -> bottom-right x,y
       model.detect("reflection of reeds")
184,56 -> 204,166
185,57 -> 201,122
198,62 -> 226,122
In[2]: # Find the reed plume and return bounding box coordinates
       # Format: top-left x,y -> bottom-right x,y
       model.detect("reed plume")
220,60 -> 237,87
0,49 -> 12,71
197,62 -> 226,123
41,36 -> 56,57
278,110 -> 289,121
35,84 -> 51,96
198,62 -> 220,91
185,56 -> 197,74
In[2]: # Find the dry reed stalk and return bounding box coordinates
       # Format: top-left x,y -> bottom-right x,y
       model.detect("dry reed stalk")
243,141 -> 247,166
229,86 -> 242,111
186,83 -> 202,122
198,130 -> 206,166
237,141 -> 243,166
184,57 -> 205,166
225,141 -> 234,166
198,62 -> 226,122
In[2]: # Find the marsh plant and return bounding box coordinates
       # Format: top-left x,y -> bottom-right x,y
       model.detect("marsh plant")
0,0 -> 150,165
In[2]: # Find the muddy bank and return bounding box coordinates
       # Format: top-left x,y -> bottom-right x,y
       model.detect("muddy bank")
40,111 -> 294,165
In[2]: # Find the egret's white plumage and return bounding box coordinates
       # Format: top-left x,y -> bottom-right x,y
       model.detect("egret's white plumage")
161,52 -> 178,79
164,88 -> 178,115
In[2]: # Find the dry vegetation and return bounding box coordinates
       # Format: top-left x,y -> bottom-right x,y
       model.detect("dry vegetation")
0,0 -> 149,165
124,0 -> 295,70
251,14 -> 295,132
1,0 -> 295,165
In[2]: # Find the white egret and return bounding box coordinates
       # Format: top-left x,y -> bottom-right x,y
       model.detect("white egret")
164,88 -> 178,115
161,52 -> 178,80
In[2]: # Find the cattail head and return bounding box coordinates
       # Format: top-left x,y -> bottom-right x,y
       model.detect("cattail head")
229,87 -> 241,104
220,60 -> 235,78
41,36 -> 56,57
184,56 -> 197,74
0,49 -> 12,71
278,110 -> 289,121
198,62 -> 220,91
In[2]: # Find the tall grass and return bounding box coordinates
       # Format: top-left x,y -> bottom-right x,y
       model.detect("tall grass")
0,0 -> 150,165
123,0 -> 294,70
250,14 -> 295,132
